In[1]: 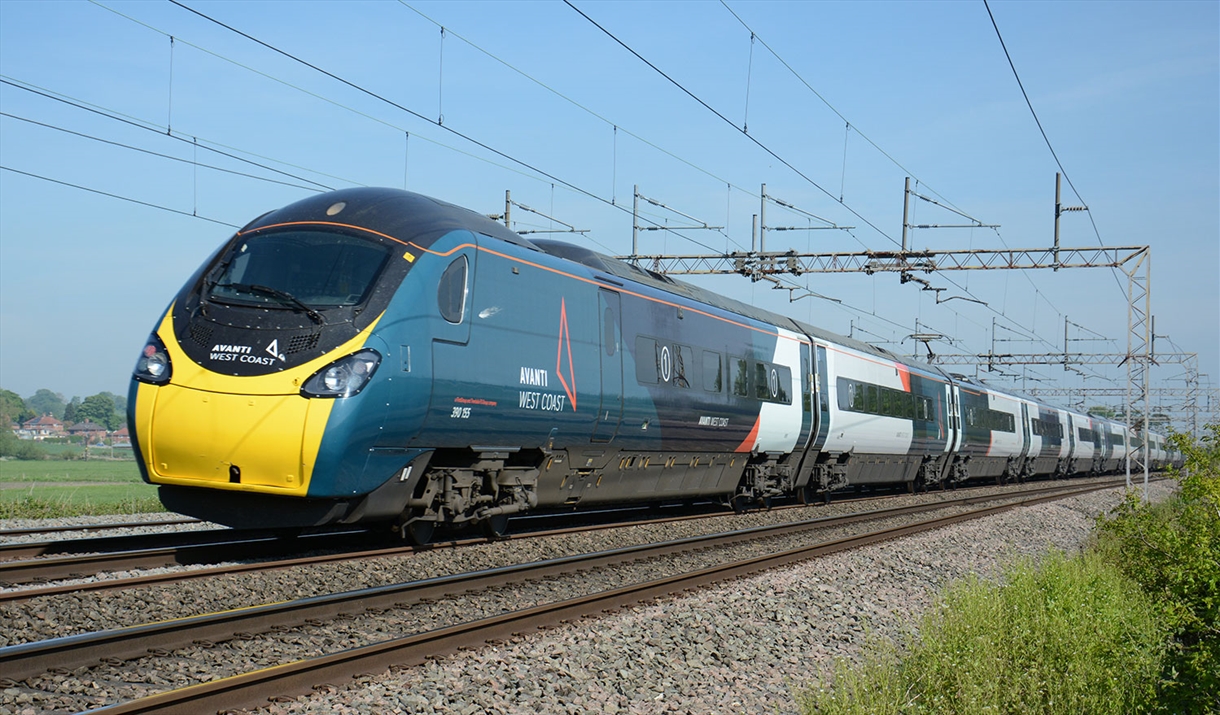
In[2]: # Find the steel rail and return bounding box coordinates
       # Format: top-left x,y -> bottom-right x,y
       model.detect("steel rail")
0,476 -> 1127,600
0,480 -> 1123,685
0,528 -> 381,586
2,475 -> 1141,597
0,517 -> 198,539
77,481 -> 1121,714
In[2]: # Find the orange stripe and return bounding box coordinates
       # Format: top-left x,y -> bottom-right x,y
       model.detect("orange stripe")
735,415 -> 762,453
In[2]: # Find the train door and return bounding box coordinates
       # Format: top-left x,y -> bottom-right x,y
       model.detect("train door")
794,343 -> 815,453
811,344 -> 831,451
1020,403 -> 1032,459
591,289 -> 623,442
946,383 -> 962,453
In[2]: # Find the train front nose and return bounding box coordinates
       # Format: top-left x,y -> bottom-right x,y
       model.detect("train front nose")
146,385 -> 325,493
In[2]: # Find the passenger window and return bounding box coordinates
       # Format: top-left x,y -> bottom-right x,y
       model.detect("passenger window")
437,256 -> 468,324
849,382 -> 864,411
635,337 -> 658,384
656,343 -> 672,383
865,385 -> 878,413
674,345 -> 694,388
772,365 -> 791,404
732,357 -> 749,397
754,362 -> 770,400
702,351 -> 722,392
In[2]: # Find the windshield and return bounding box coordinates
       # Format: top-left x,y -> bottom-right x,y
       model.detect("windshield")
207,230 -> 391,309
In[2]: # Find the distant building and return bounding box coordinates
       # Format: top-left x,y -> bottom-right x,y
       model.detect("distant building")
109,425 -> 132,447
67,421 -> 108,443
19,414 -> 65,440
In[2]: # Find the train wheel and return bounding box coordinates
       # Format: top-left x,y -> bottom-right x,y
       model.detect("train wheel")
731,494 -> 751,514
481,514 -> 510,541
404,519 -> 435,546
798,485 -> 817,505
759,496 -> 774,510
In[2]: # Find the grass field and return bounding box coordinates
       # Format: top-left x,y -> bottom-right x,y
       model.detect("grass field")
0,459 -> 161,518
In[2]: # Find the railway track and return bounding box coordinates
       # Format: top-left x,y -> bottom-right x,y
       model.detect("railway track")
0,476 -> 1112,598
0,527 -> 384,588
0,517 -> 199,539
0,478 -> 1129,714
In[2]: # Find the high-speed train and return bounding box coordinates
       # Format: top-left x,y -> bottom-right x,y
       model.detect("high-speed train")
127,188 -> 1177,542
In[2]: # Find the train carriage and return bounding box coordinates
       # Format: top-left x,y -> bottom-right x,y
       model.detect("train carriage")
128,187 -> 1172,541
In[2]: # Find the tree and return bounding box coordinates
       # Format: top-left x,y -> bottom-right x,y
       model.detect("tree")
76,393 -> 118,430
25,388 -> 66,419
62,396 -> 81,424
99,390 -> 127,415
0,388 -> 34,425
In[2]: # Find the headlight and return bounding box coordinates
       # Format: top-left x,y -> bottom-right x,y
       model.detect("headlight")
301,349 -> 381,398
133,334 -> 173,385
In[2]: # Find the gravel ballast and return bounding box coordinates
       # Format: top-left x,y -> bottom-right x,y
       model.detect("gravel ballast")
0,480 -> 1169,715
254,482 -> 1169,715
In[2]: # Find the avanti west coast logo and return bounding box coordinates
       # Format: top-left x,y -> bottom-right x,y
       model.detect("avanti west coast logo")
210,340 -> 285,365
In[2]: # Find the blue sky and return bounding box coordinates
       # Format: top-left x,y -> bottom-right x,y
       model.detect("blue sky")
1,0 -> 1216,428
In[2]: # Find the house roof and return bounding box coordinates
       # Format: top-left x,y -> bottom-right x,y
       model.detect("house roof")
67,421 -> 106,432
23,414 -> 63,428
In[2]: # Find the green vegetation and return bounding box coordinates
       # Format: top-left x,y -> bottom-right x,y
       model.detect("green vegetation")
798,424 -> 1220,715
0,491 -> 164,520
0,460 -> 159,519
796,553 -> 1166,714
1093,424 -> 1220,714
0,460 -> 142,483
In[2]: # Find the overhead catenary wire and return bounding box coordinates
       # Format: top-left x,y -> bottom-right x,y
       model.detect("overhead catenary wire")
108,0 -> 1044,340
1,76 -> 338,192
563,0 -> 896,252
558,0 -> 1094,374
715,1 -> 1092,359
982,0 -> 1127,301
2,2 -> 1141,390
0,112 -> 324,193
0,165 -> 240,228
154,0 -> 726,255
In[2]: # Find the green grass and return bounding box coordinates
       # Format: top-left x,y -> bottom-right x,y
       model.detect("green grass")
796,551 -> 1167,715
0,459 -> 143,483
0,459 -> 161,518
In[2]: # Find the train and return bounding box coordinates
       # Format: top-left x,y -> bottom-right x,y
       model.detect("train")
127,187 -> 1179,542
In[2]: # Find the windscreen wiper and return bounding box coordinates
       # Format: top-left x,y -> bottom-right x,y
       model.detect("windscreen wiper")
213,283 -> 324,324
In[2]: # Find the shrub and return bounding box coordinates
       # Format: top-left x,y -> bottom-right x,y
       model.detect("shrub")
1094,423 -> 1220,713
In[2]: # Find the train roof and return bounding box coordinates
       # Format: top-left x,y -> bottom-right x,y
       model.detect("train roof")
246,187 -> 540,253
530,238 -> 941,376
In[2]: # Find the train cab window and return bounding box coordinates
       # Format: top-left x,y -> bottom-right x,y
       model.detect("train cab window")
208,230 -> 391,309
702,351 -> 722,392
437,256 -> 468,324
732,357 -> 749,397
